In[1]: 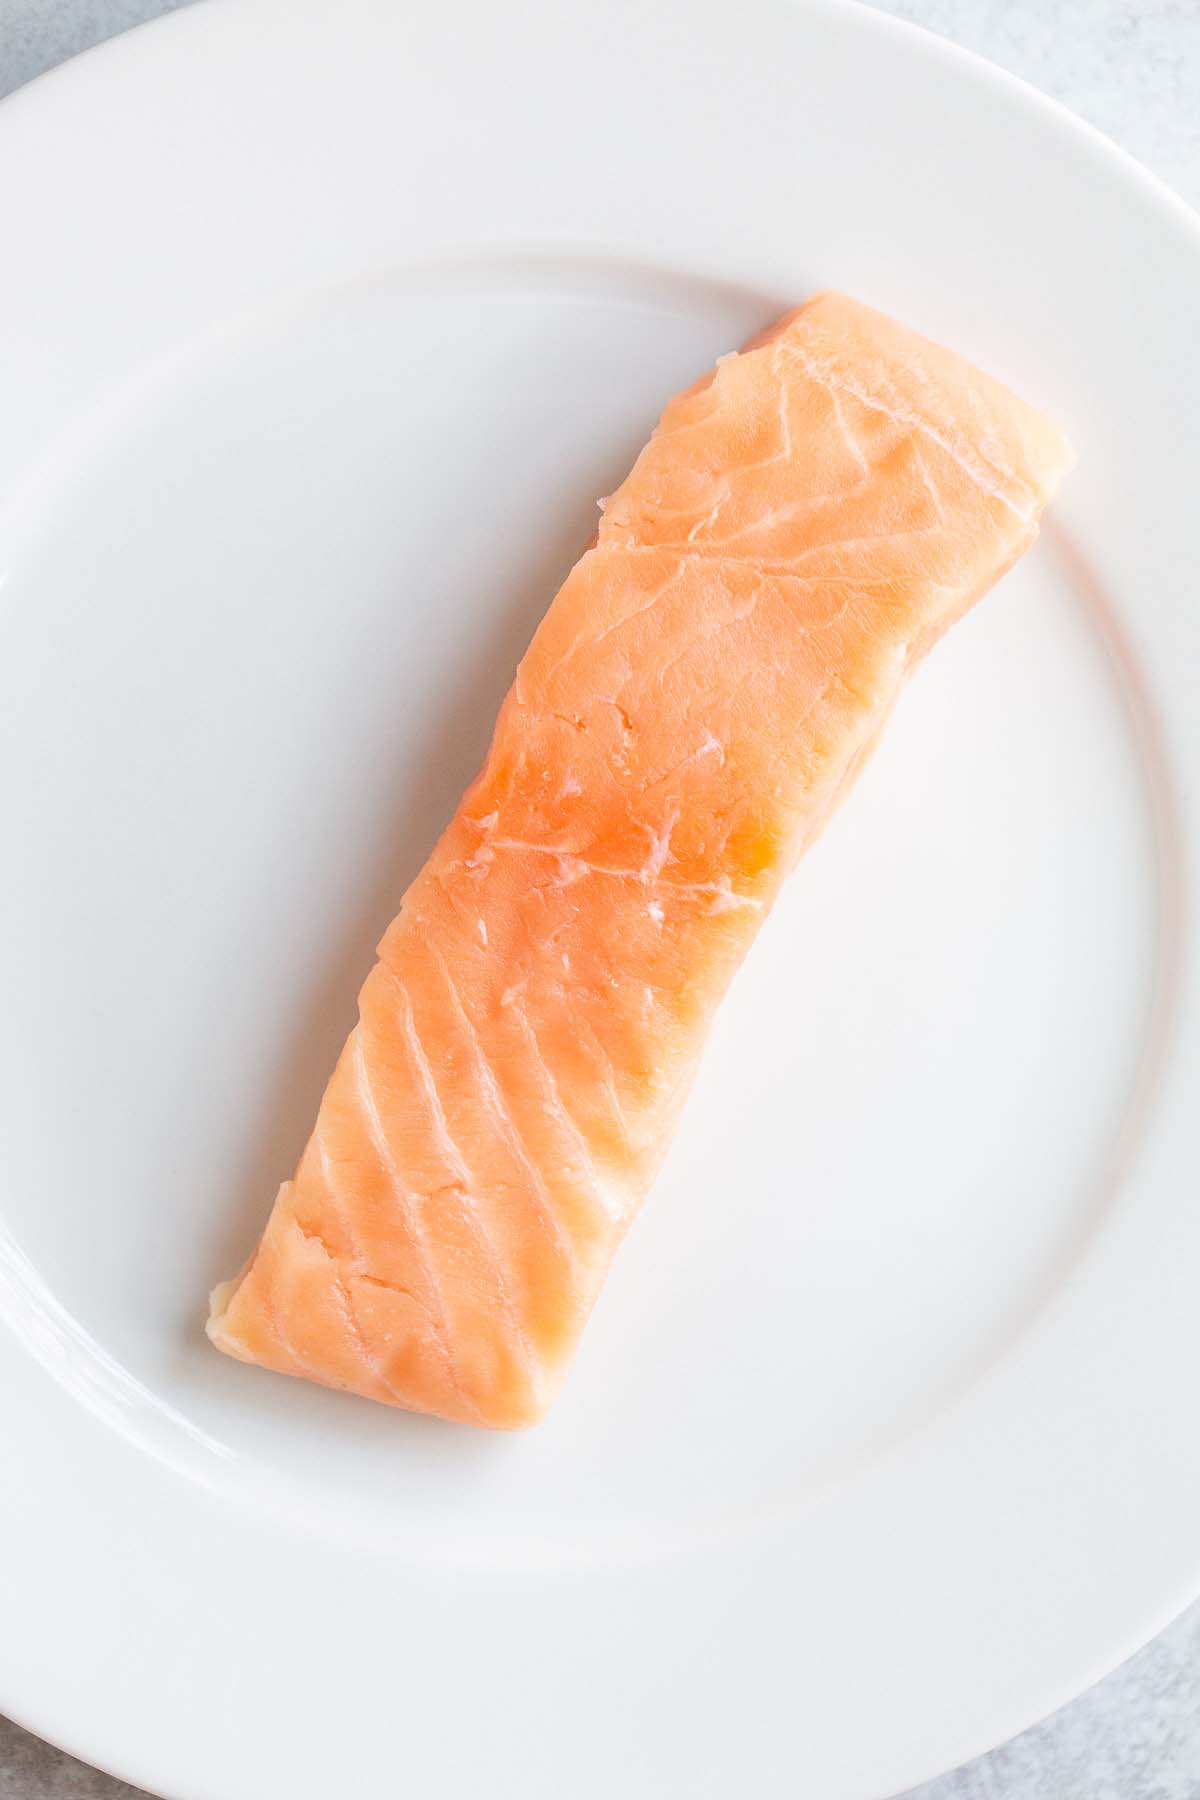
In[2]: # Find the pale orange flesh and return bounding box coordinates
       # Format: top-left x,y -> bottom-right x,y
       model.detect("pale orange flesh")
207,293 -> 1074,1427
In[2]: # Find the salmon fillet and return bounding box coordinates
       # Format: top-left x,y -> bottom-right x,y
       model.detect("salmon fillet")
207,292 -> 1073,1428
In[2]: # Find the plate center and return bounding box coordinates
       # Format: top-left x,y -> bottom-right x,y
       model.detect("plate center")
0,262 -> 1161,1563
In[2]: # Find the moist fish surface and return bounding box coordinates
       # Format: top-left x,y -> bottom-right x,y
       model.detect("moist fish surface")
207,292 -> 1074,1428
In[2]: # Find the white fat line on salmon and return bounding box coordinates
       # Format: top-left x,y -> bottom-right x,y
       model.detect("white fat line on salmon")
639,805 -> 679,884
461,829 -> 766,914
430,947 -> 584,1316
382,968 -> 538,1393
636,729 -> 728,800
351,1028 -> 480,1420
289,1203 -> 398,1403
645,581 -> 773,688
674,500 -> 950,570
778,338 -> 1037,521
909,439 -> 950,526
686,486 -> 730,543
592,545 -> 917,588
508,1007 -> 626,1228
313,1130 -> 372,1280
557,558 -> 690,667
826,381 -> 871,481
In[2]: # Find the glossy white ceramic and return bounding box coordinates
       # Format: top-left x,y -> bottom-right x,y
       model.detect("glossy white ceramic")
0,3 -> 1197,1795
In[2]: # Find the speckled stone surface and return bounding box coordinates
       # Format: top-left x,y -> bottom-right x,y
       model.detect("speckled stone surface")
1,1 -> 1197,1795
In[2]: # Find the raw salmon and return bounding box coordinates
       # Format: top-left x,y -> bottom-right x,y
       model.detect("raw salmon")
207,292 -> 1073,1427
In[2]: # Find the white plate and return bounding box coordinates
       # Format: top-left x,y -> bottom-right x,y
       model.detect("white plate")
1,2 -> 1197,1795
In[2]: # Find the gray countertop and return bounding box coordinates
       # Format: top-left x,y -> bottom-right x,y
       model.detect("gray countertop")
1,1 -> 1198,1795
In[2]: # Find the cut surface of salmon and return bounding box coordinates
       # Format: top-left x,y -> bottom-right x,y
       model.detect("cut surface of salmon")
207,293 -> 1074,1428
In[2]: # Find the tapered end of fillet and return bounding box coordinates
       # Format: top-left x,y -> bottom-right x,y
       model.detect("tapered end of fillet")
204,1191 -> 555,1430
204,1276 -> 250,1359
736,291 -> 1075,528
206,1279 -> 552,1430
